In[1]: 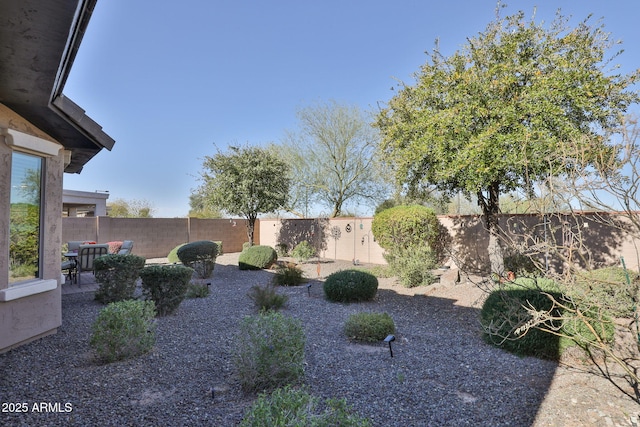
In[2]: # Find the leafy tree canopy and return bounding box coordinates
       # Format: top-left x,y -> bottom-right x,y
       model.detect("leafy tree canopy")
375,8 -> 639,272
199,145 -> 290,245
280,100 -> 391,217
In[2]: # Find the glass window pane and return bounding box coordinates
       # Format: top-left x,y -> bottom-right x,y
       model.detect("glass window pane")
9,151 -> 42,284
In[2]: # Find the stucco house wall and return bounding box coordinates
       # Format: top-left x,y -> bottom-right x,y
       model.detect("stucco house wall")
0,105 -> 65,352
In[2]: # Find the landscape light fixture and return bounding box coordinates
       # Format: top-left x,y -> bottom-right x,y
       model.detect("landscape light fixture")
306,283 -> 312,297
384,334 -> 396,357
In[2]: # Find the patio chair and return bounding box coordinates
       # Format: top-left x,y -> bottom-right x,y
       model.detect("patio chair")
76,244 -> 109,284
118,240 -> 134,255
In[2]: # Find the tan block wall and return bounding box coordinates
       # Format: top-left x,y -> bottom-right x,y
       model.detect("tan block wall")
62,217 -> 250,258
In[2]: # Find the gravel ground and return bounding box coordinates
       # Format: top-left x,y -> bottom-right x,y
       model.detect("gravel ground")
1,253 -> 639,426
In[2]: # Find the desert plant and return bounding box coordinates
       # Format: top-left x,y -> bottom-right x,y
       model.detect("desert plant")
291,240 -> 315,263
384,244 -> 437,288
89,299 -> 156,363
480,278 -> 616,360
273,265 -> 305,286
240,385 -> 371,427
248,284 -> 288,311
234,311 -> 305,393
93,254 -> 146,304
323,269 -> 378,303
177,240 -> 218,279
275,243 -> 289,257
372,205 -> 441,254
238,245 -> 277,270
503,251 -> 541,277
139,264 -> 193,316
186,283 -> 210,298
571,266 -> 640,318
344,312 -> 395,342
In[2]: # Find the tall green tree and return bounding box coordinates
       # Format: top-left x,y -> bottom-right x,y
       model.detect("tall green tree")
282,100 -> 391,217
375,9 -> 638,274
198,145 -> 290,245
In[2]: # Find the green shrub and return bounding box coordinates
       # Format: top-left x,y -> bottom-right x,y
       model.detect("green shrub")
239,245 -> 278,270
275,243 -> 289,257
480,278 -> 616,360
177,240 -> 218,279
167,243 -> 187,263
234,311 -> 305,393
384,244 -> 437,288
93,254 -> 146,304
481,281 -> 564,360
572,266 -> 639,318
240,385 -> 371,427
372,205 -> 441,253
504,251 -> 541,277
214,241 -> 223,255
248,284 -> 288,311
140,265 -> 193,316
291,241 -> 315,263
89,300 -> 156,363
344,312 -> 395,342
273,265 -> 305,286
186,283 -> 210,298
323,270 -> 378,303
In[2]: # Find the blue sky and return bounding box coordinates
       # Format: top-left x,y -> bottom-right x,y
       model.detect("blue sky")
63,0 -> 640,218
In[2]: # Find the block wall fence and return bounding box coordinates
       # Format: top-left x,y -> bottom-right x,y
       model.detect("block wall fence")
62,212 -> 640,272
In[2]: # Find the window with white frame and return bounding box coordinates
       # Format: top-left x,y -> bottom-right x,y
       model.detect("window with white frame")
9,151 -> 43,284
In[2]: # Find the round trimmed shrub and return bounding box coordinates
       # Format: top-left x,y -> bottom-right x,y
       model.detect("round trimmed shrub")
372,204 -> 440,252
167,243 -> 187,263
238,245 -> 277,270
481,283 -> 564,360
90,299 -> 156,363
291,240 -> 315,263
94,254 -> 146,304
177,240 -> 218,278
323,269 -> 378,303
480,278 -> 615,360
344,312 -> 395,342
140,264 -> 193,316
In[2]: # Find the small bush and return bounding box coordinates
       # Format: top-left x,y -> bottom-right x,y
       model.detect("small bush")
240,385 -> 371,427
481,281 -> 564,360
214,241 -> 223,255
275,243 -> 289,257
344,312 -> 395,342
291,241 -> 315,263
572,266 -> 639,318
480,278 -> 616,360
140,264 -> 193,316
177,240 -> 218,279
248,284 -> 288,311
167,243 -> 187,264
239,245 -> 278,270
384,244 -> 437,288
324,270 -> 378,303
504,251 -> 541,277
186,283 -> 210,298
90,300 -> 156,363
234,311 -> 305,393
372,205 -> 441,253
273,266 -> 305,286
94,254 -> 146,304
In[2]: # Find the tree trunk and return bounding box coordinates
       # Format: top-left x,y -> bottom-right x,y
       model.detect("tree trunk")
245,216 -> 256,246
478,182 -> 505,275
